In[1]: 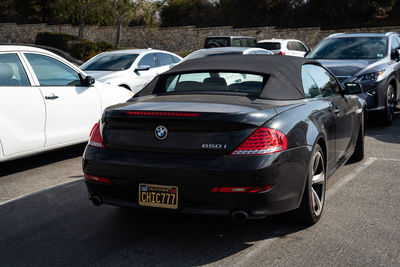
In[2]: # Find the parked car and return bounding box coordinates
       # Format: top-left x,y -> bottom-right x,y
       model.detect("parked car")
308,32 -> 400,125
257,39 -> 309,57
82,55 -> 365,225
204,36 -> 257,48
80,49 -> 182,94
0,45 -> 132,162
182,47 -> 273,63
1,43 -> 84,66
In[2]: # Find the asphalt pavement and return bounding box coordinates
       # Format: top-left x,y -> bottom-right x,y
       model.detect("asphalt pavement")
0,112 -> 399,266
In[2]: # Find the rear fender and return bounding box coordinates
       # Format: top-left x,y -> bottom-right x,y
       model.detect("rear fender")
264,104 -> 328,150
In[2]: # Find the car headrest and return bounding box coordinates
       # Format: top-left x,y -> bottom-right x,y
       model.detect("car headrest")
0,64 -> 14,81
175,81 -> 204,91
203,77 -> 227,87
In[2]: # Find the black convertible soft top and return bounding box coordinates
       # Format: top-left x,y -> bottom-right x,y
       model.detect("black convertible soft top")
137,55 -> 322,100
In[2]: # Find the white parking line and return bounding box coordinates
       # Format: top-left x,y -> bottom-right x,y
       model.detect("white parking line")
375,157 -> 400,162
326,157 -> 377,199
0,178 -> 82,207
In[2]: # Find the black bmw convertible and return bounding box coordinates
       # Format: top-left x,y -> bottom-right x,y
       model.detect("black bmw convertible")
83,55 -> 365,225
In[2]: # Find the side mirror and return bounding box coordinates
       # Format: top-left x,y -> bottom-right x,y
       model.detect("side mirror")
391,49 -> 400,60
342,83 -> 362,94
83,76 -> 95,86
304,50 -> 310,57
134,65 -> 150,72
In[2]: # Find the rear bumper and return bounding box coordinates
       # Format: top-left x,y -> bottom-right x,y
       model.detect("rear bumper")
82,145 -> 312,217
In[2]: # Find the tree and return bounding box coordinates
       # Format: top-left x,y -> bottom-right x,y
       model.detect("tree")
12,0 -> 54,23
0,0 -> 18,23
53,0 -> 105,39
160,0 -> 219,27
105,0 -> 139,48
136,0 -> 162,26
287,0 -> 374,28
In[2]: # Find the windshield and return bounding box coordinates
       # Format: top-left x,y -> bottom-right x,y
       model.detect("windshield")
81,53 -> 139,71
309,37 -> 388,59
163,72 -> 266,95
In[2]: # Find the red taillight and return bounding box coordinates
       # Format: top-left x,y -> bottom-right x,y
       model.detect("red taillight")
84,174 -> 111,184
211,185 -> 273,193
231,127 -> 287,156
277,51 -> 286,55
88,123 -> 104,148
125,111 -> 201,117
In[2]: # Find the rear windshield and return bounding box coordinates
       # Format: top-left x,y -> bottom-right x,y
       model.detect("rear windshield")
257,42 -> 281,50
162,72 -> 266,95
81,53 -> 139,71
204,38 -> 230,48
309,37 -> 388,59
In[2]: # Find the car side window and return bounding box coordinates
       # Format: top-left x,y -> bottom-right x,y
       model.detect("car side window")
304,64 -> 338,97
242,38 -> 255,47
138,54 -> 156,69
156,53 -> 173,67
0,53 -> 30,86
25,53 -> 81,86
297,42 -> 308,52
171,55 -> 181,64
232,39 -> 241,47
302,66 -> 321,98
287,41 -> 298,51
390,36 -> 400,51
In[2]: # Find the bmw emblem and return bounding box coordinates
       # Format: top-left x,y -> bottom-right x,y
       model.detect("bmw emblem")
155,125 -> 168,140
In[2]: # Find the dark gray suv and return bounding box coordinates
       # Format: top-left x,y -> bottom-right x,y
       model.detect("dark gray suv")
308,32 -> 400,125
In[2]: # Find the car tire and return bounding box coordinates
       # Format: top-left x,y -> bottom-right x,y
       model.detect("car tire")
350,112 -> 365,162
382,85 -> 395,126
295,144 -> 326,225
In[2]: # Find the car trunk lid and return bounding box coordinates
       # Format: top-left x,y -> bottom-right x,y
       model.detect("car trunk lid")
101,94 -> 299,155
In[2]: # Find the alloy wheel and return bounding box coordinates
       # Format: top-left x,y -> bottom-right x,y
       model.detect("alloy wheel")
386,86 -> 395,122
311,151 -> 325,217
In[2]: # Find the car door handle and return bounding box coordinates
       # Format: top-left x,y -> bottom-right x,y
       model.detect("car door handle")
45,94 -> 59,100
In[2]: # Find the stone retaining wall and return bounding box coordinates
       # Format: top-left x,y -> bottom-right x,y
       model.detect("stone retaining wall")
1,23 -> 400,52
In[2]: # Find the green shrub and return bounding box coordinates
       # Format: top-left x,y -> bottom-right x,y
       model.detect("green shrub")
35,32 -> 78,52
70,40 -> 114,61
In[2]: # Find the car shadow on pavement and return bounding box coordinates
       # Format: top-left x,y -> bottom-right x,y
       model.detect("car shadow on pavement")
0,143 -> 86,177
365,111 -> 400,144
0,180 -> 310,266
93,207 -> 310,266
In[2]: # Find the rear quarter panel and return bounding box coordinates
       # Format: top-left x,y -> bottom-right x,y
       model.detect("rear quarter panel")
265,99 -> 336,171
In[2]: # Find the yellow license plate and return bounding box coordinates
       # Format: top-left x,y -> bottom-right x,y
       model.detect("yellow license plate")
138,183 -> 178,209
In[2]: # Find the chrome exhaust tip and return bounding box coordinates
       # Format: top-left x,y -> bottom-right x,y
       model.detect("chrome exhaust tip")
231,210 -> 249,223
91,196 -> 103,206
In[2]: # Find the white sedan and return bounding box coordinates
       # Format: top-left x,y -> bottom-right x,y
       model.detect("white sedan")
80,49 -> 182,94
0,45 -> 132,162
